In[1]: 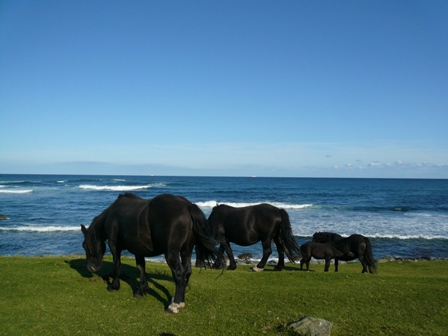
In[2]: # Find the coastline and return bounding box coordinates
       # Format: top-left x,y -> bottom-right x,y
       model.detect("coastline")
2,254 -> 446,264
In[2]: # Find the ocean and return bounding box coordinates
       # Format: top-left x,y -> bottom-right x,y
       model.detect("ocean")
1,174 -> 447,261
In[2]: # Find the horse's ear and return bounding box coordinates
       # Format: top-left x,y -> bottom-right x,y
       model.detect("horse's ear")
81,224 -> 87,236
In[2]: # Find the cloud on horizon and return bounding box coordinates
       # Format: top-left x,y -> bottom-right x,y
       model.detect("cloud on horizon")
1,141 -> 447,178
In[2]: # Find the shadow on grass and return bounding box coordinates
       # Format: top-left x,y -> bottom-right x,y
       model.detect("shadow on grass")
68,258 -> 174,308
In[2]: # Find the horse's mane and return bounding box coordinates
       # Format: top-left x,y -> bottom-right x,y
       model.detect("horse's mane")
212,203 -> 227,210
314,231 -> 342,240
118,192 -> 142,200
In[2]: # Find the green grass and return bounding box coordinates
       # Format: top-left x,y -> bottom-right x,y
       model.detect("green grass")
0,256 -> 447,335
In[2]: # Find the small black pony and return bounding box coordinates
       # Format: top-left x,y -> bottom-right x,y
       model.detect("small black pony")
300,241 -> 355,272
312,232 -> 377,273
205,203 -> 301,271
81,193 -> 220,313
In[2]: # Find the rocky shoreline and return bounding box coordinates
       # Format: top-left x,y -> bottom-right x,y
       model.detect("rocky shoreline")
232,253 -> 448,266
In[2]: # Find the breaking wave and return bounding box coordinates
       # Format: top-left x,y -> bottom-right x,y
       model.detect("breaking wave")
196,200 -> 313,210
0,189 -> 33,194
0,226 -> 80,232
78,183 -> 165,191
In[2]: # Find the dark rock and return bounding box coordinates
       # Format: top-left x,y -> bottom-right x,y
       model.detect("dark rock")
237,253 -> 252,259
288,316 -> 332,335
0,214 -> 9,220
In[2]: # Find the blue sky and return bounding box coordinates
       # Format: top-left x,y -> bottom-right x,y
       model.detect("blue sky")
1,1 -> 447,178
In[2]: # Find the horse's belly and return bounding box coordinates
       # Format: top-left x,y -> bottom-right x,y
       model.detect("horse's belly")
227,233 -> 259,246
126,243 -> 162,257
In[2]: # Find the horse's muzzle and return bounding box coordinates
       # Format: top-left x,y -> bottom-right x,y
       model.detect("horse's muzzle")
87,263 -> 102,273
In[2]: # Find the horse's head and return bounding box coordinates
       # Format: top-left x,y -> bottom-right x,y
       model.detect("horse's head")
312,232 -> 324,242
81,224 -> 106,273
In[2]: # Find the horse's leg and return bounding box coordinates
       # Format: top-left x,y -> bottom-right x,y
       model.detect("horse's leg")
334,258 -> 339,272
273,237 -> 285,271
212,244 -> 226,269
134,255 -> 149,298
324,257 -> 331,272
300,249 -> 310,271
253,240 -> 272,272
165,250 -> 185,314
357,244 -> 368,273
178,248 -> 193,309
358,254 -> 368,273
305,257 -> 310,271
219,241 -> 237,270
108,243 -> 121,291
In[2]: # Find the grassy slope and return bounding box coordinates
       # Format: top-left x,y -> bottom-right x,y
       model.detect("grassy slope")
0,256 -> 447,335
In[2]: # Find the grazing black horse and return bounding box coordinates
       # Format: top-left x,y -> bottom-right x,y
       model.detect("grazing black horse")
312,232 -> 377,274
300,241 -> 355,272
206,203 -> 301,271
81,193 -> 220,313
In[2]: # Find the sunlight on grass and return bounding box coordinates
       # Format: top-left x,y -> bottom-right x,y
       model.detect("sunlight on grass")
0,256 -> 447,335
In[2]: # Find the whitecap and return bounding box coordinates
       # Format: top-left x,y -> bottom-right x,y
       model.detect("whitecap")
0,226 -> 80,232
196,200 -> 313,210
79,184 -> 153,191
370,233 -> 448,240
0,189 -> 33,194
196,201 -> 220,208
270,202 -> 314,210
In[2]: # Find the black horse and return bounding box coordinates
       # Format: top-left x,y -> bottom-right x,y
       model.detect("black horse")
300,241 -> 355,272
312,232 -> 377,274
81,193 -> 220,313
205,203 -> 301,271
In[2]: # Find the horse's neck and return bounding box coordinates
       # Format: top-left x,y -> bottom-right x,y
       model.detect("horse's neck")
90,210 -> 108,240
331,240 -> 348,253
331,234 -> 343,241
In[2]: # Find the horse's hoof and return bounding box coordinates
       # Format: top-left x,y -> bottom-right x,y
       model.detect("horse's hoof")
107,287 -> 118,292
133,292 -> 145,298
274,266 -> 284,271
227,265 -> 236,270
166,302 -> 180,314
178,302 -> 185,309
212,264 -> 223,270
252,267 -> 264,272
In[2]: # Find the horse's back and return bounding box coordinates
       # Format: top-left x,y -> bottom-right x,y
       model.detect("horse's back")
147,194 -> 192,222
147,194 -> 195,249
106,193 -> 151,228
209,203 -> 282,245
313,231 -> 343,243
103,194 -> 153,252
209,205 -> 255,244
210,203 -> 281,225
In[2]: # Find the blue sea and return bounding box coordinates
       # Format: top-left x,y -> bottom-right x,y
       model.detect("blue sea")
1,174 -> 447,261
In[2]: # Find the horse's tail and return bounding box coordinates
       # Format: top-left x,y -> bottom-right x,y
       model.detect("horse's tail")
188,204 -> 222,268
279,209 -> 301,263
363,237 -> 377,274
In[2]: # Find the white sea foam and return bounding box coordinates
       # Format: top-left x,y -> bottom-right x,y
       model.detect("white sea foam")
0,226 -> 80,232
0,189 -> 33,194
79,184 -> 160,191
196,201 -> 220,208
370,233 -> 447,240
292,230 -> 448,240
196,200 -> 313,210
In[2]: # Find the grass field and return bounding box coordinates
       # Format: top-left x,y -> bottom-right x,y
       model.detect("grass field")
0,256 -> 447,335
